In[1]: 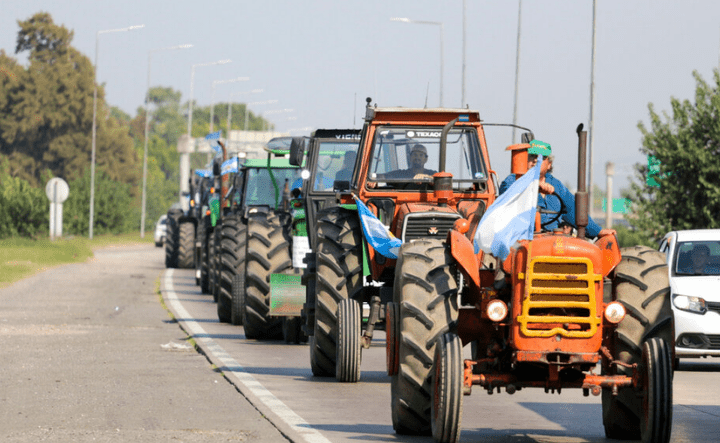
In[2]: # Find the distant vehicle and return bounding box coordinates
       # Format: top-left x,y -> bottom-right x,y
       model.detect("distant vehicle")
154,214 -> 168,247
659,229 -> 720,362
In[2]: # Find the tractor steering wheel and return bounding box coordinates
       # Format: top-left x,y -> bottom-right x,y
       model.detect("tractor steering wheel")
538,191 -> 567,231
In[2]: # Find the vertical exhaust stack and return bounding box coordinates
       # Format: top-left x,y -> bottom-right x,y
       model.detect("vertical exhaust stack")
576,124 -> 588,239
434,117 -> 459,206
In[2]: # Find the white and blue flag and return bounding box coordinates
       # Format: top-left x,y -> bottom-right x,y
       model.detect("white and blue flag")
473,155 -> 543,261
221,157 -> 238,175
206,131 -> 223,154
354,197 -> 402,259
194,169 -> 213,178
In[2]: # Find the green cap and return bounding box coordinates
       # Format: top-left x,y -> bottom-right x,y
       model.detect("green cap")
528,139 -> 551,157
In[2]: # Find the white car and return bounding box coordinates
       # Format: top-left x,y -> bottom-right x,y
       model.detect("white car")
154,214 -> 168,247
659,229 -> 720,360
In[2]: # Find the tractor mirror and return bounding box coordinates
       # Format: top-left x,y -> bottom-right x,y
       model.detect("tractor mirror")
212,161 -> 221,176
289,137 -> 306,166
333,180 -> 350,192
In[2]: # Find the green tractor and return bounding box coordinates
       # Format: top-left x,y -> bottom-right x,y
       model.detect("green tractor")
215,137 -> 305,339
270,129 -> 362,344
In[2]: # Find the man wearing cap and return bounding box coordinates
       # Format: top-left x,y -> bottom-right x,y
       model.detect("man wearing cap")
499,139 -> 615,239
381,143 -> 437,180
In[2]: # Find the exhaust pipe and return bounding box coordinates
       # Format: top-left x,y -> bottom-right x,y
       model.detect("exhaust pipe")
575,124 -> 588,239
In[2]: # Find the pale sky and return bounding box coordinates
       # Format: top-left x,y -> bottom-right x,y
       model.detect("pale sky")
2,0 -> 720,197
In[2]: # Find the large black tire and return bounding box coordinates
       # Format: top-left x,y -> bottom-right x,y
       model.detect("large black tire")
231,274 -> 245,326
432,332 -> 463,443
603,246 -> 674,441
310,207 -> 363,377
391,239 -> 459,435
164,215 -> 179,268
242,212 -> 291,339
208,231 -> 217,300
211,225 -> 222,303
217,214 -> 247,323
194,219 -> 205,286
177,221 -> 195,269
200,226 -> 211,294
640,337 -> 673,443
336,298 -> 362,382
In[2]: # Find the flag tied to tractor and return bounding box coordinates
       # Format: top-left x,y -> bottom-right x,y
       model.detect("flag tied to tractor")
473,155 -> 542,261
354,196 -> 402,259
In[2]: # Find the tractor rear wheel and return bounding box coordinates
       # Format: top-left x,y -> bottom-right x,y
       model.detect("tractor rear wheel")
242,212 -> 291,339
217,214 -> 246,323
177,221 -> 195,269
603,245 -> 673,442
391,239 -> 459,436
165,215 -> 179,268
336,298 -> 361,382
432,332 -> 463,443
310,207 -> 363,377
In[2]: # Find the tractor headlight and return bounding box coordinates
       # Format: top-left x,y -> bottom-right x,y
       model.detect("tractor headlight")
604,302 -> 626,324
486,299 -> 508,322
673,294 -> 707,314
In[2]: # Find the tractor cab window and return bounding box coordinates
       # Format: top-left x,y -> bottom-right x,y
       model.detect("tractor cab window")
674,241 -> 720,276
244,167 -> 303,208
366,126 -> 487,191
310,141 -> 359,192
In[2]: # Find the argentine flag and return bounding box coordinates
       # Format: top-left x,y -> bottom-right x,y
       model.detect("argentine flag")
206,131 -> 222,154
194,169 -> 213,178
221,157 -> 238,175
354,197 -> 402,259
473,155 -> 543,261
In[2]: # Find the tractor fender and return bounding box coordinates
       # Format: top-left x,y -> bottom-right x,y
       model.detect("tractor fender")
595,233 -> 622,277
448,229 -> 480,290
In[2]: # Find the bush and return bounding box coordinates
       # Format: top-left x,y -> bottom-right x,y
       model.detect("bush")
0,169 -> 48,239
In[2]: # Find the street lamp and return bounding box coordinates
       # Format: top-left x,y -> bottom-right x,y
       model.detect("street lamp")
140,43 -> 192,238
391,17 -> 444,107
227,89 -> 264,151
511,0 -> 523,144
89,24 -> 144,239
187,59 -> 232,137
245,99 -> 278,133
209,77 -> 249,133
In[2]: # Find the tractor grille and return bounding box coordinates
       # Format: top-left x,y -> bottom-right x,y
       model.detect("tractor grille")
401,212 -> 460,242
708,335 -> 720,349
516,257 -> 603,338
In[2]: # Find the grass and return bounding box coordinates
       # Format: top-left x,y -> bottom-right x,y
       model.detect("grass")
0,232 -> 154,289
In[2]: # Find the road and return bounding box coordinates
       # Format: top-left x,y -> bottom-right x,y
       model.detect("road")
2,243 -> 719,442
164,264 -> 720,443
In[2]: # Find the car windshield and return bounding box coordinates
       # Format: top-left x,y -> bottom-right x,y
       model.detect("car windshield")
674,241 -> 720,275
366,125 -> 486,190
245,167 -> 302,208
311,141 -> 359,192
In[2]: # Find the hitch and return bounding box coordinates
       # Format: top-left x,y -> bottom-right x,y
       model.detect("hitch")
361,296 -> 382,349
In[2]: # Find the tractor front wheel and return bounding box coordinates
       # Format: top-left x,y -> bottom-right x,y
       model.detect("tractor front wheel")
432,332 -> 463,443
336,298 -> 361,382
391,239 -> 459,435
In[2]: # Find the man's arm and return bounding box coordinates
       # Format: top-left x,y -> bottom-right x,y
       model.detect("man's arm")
546,175 -> 607,238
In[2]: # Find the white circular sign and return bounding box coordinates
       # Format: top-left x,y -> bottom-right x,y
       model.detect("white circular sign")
45,177 -> 69,203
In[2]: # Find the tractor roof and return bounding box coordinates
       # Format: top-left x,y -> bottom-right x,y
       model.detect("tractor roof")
366,107 -> 482,124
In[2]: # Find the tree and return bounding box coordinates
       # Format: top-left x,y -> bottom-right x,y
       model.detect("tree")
625,70 -> 720,242
0,12 -> 138,187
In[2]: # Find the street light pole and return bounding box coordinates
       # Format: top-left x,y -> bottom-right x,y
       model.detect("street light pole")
511,0 -> 523,144
390,17 -> 444,107
140,43 -> 192,238
187,59 -> 231,137
227,89 -> 263,151
588,0 -> 598,218
209,77 -> 249,133
89,24 -> 144,239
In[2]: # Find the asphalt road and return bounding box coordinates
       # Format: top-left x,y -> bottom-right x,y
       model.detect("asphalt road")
0,243 -> 288,442
3,243 -> 720,443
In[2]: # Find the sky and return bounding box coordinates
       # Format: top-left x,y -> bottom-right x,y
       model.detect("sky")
2,0 -> 720,197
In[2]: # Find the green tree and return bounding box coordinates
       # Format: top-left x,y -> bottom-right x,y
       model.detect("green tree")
0,12 -> 138,188
63,168 -> 134,235
0,158 -> 47,238
625,70 -> 720,243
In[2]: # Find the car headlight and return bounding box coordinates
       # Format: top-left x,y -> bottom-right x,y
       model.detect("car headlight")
673,294 -> 707,314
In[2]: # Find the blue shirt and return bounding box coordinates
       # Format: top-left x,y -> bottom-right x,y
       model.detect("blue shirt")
499,172 -> 601,238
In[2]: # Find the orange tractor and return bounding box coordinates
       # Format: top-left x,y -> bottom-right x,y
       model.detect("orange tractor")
387,124 -> 674,443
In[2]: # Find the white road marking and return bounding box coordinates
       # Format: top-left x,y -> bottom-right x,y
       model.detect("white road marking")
163,269 -> 331,443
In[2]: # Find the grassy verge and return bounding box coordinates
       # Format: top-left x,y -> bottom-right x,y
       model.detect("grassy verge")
0,232 -> 154,289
